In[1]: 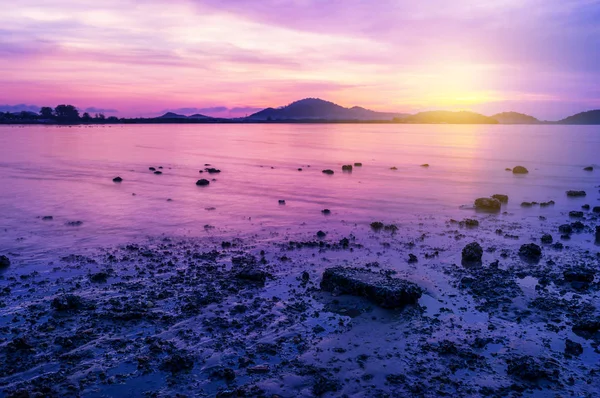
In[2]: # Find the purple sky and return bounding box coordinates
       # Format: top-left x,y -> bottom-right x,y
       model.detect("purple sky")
1,0 -> 599,119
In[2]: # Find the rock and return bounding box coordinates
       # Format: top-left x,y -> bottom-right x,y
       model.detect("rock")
320,266 -> 422,308
491,194 -> 508,203
506,355 -> 559,382
390,166 -> 398,170
521,202 -> 533,207
278,200 -> 286,205
519,243 -> 542,260
462,242 -> 483,264
66,221 -> 83,227
596,226 -> 600,241
384,224 -> 398,233
247,365 -> 270,374
420,163 -> 429,167
354,162 -> 362,166
572,317 -> 600,339
297,168 -> 302,171
0,255 -> 10,268
322,169 -> 334,175
474,197 -> 501,212
583,166 -> 593,171
341,165 -> 353,171
321,209 -> 331,215
205,168 -> 221,173
153,171 -> 162,175
90,272 -> 109,283
558,224 -> 573,234
540,200 -> 555,207
582,204 -> 590,210
569,211 -> 584,218
42,216 -> 53,221
149,167 -> 156,171
540,234 -> 553,244
301,271 -> 310,282
196,179 -> 210,186
512,166 -> 529,174
316,231 -> 326,238
593,206 -> 600,213
370,221 -> 384,231
112,176 -> 123,182
563,268 -> 594,283
51,294 -> 95,311
460,219 -> 479,227
571,221 -> 585,231
564,339 -> 583,356
408,254 -> 418,263
235,268 -> 269,284
566,190 -> 586,197
505,168 -> 512,171
160,353 -> 194,373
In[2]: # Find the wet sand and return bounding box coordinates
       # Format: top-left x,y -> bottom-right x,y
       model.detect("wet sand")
1,195 -> 599,397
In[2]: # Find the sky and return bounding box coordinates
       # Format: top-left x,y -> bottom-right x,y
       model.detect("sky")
1,0 -> 599,120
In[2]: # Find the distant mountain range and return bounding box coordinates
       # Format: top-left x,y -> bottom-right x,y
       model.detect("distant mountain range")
4,98 -> 600,124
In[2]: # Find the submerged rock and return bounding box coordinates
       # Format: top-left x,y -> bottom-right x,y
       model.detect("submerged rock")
512,166 -> 529,174
196,179 -> 210,186
112,176 -> 123,183
474,197 -> 501,212
0,255 -> 10,268
491,194 -> 508,203
566,190 -> 586,197
320,266 -> 422,308
322,169 -> 334,175
42,216 -> 53,221
519,243 -> 542,260
461,242 -> 483,264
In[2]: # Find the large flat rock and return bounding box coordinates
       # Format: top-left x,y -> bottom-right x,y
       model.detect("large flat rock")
320,267 -> 423,308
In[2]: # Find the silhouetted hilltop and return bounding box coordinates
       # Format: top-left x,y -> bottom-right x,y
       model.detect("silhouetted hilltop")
157,112 -> 188,119
187,113 -> 211,119
398,111 -> 498,124
491,112 -> 539,124
246,98 -> 407,121
557,110 -> 600,125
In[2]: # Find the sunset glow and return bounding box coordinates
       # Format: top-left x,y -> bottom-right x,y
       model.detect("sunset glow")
1,0 -> 599,119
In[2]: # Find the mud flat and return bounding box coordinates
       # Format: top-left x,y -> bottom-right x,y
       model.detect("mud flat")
1,206 -> 600,397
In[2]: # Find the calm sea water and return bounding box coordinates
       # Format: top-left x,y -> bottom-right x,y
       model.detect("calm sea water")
0,124 -> 598,255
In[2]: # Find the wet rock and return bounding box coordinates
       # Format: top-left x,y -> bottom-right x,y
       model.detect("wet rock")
149,167 -> 156,171
460,218 -> 479,227
583,166 -> 593,171
519,243 -> 542,260
0,255 -> 10,268
301,271 -> 310,282
390,166 -> 398,170
540,234 -> 553,244
506,355 -> 559,382
421,163 -> 429,167
354,162 -> 362,166
297,168 -> 302,171
7,337 -> 33,352
205,168 -> 221,173
596,226 -> 600,241
571,221 -> 585,231
582,204 -> 590,210
461,242 -> 483,264
569,211 -> 584,218
66,221 -> 83,227
322,169 -> 334,175
196,179 -> 210,186
42,216 -> 53,220
540,200 -> 555,207
564,339 -> 583,356
521,202 -> 533,208
572,317 -> 600,339
370,221 -> 384,231
321,209 -> 331,215
51,294 -> 95,311
211,367 -> 236,381
341,164 -> 353,171
408,253 -> 418,263
563,268 -> 594,283
153,171 -> 162,175
558,224 -> 573,234
112,176 -> 123,183
320,266 -> 423,308
474,197 -> 501,212
566,190 -> 586,197
512,166 -> 529,174
235,268 -> 269,284
316,230 -> 326,238
593,206 -> 600,213
278,200 -> 286,205
383,224 -> 399,233
492,194 -> 508,203
89,272 -> 109,283
160,352 -> 194,373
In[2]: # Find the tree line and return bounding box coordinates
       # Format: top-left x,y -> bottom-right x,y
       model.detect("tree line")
0,104 -> 119,124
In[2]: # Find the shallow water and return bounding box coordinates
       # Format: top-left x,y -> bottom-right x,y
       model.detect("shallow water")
0,123 -> 598,255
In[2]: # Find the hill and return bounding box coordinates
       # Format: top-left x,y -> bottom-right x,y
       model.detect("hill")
157,112 -> 187,119
399,111 -> 498,124
491,112 -> 539,124
246,98 -> 407,121
557,110 -> 600,125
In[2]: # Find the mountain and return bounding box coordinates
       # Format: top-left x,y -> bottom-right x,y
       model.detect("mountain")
399,111 -> 498,124
187,113 -> 211,119
491,112 -> 539,124
557,110 -> 600,125
157,112 -> 187,119
246,98 -> 407,121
